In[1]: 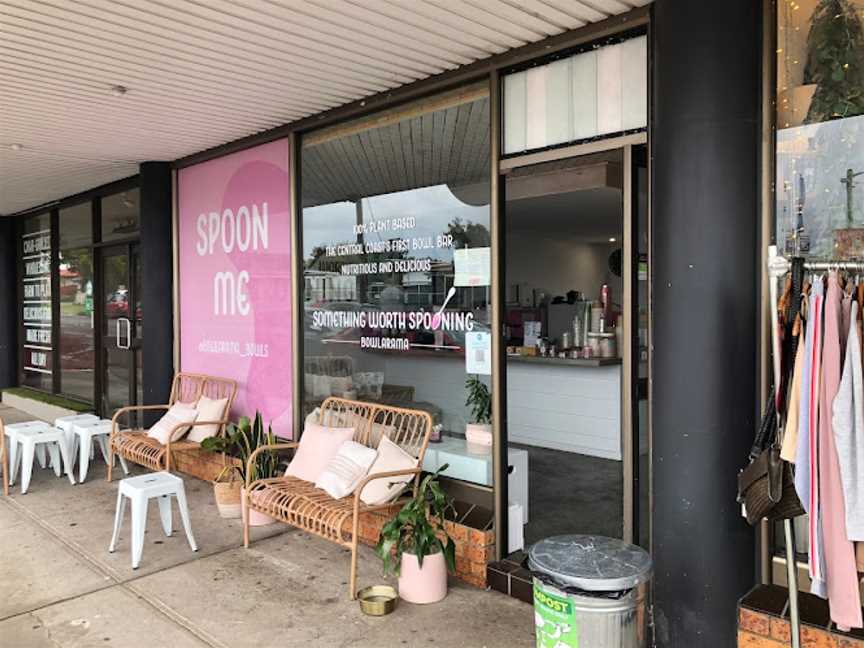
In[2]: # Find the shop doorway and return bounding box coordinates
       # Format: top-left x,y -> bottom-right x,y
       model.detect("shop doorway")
501,144 -> 649,549
97,243 -> 143,416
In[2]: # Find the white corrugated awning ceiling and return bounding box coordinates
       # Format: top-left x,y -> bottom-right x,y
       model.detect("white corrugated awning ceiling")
0,0 -> 650,215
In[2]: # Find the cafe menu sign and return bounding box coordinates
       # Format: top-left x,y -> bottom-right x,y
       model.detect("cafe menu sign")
21,229 -> 52,376
177,139 -> 293,439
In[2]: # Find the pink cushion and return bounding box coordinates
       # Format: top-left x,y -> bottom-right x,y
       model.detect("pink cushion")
285,421 -> 355,482
146,404 -> 199,445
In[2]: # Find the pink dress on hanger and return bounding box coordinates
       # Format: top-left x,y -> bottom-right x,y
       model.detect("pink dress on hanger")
819,274 -> 862,630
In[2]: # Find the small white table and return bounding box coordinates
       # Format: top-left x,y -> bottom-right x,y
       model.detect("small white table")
71,419 -> 116,483
13,427 -> 75,494
109,472 -> 197,569
4,420 -> 52,485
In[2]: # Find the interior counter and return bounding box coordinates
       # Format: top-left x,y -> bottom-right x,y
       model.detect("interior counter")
506,357 -> 622,460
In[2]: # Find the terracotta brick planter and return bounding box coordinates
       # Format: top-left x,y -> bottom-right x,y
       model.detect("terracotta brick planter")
346,505 -> 495,588
738,584 -> 864,647
171,448 -> 241,483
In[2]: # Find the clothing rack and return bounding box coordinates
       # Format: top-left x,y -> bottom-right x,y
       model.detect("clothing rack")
768,246 -> 864,648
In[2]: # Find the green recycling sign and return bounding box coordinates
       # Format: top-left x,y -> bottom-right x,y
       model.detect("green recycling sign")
534,582 -> 578,648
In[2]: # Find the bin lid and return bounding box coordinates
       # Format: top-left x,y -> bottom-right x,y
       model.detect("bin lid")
528,535 -> 652,592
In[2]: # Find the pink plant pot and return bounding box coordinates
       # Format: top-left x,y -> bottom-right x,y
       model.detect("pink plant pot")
398,551 -> 448,604
241,487 -> 276,526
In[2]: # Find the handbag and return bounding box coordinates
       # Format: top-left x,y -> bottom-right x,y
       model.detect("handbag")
737,389 -> 806,526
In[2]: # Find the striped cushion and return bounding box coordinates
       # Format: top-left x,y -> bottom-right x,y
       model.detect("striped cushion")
315,440 -> 377,499
146,404 -> 199,445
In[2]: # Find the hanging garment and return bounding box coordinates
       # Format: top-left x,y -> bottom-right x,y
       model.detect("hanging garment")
819,274 -> 862,629
806,278 -> 828,598
781,312 -> 806,463
842,290 -> 853,361
857,283 -> 864,345
795,279 -> 822,510
834,304 -> 864,540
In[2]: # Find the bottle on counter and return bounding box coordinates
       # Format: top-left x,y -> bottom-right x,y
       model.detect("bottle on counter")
590,302 -> 604,333
600,284 -> 610,320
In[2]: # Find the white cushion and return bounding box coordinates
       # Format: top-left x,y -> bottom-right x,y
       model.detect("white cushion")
315,440 -> 378,499
359,436 -> 418,506
284,421 -> 355,482
187,396 -> 229,443
147,404 -> 199,445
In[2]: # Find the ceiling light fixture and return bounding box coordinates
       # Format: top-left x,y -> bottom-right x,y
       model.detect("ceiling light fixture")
111,85 -> 129,97
609,237 -> 616,243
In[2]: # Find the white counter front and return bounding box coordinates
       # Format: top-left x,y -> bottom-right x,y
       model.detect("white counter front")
506,359 -> 622,460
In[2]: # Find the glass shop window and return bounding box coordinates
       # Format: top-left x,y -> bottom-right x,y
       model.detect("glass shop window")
58,202 -> 95,402
20,213 -> 53,392
776,0 -> 864,259
300,89 -> 493,487
101,188 -> 139,242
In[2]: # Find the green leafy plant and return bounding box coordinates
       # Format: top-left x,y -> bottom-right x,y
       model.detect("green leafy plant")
374,466 -> 456,576
202,411 -> 281,483
804,0 -> 864,123
465,375 -> 491,424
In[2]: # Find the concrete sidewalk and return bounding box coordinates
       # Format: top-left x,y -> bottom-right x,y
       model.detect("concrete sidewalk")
0,404 -> 533,648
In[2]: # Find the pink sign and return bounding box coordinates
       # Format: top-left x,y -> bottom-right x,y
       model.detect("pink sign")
178,139 -> 293,438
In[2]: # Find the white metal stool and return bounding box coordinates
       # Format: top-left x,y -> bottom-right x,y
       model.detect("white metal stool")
54,414 -> 99,476
5,421 -> 53,487
71,419 -> 120,483
54,414 -> 99,457
14,427 -> 75,494
109,472 -> 198,569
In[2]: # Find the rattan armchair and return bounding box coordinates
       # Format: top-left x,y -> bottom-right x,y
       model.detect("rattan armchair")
243,397 -> 432,598
107,372 -> 237,481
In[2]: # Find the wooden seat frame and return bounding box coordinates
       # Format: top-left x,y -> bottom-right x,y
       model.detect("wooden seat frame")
107,372 -> 237,481
244,397 -> 432,599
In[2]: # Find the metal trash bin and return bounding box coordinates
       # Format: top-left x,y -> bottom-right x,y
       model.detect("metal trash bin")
529,535 -> 652,648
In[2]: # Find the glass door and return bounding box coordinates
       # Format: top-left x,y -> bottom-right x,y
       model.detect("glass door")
99,243 -> 142,415
499,143 -> 649,551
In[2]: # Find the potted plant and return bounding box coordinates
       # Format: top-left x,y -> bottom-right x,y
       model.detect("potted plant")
465,375 -> 492,454
202,411 -> 282,525
375,466 -> 456,604
211,465 -> 242,519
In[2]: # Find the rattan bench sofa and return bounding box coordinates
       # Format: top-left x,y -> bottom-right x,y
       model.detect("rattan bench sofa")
108,372 -> 237,481
244,397 -> 433,598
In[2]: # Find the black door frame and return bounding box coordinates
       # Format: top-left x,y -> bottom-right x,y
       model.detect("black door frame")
95,239 -> 142,417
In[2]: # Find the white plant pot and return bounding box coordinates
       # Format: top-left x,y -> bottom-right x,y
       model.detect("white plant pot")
398,551 -> 448,604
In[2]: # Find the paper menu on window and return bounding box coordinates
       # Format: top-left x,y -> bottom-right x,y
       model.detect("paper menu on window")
454,247 -> 491,287
523,321 -> 541,348
466,331 -> 491,375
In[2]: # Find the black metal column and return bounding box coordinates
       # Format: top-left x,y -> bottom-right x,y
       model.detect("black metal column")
0,218 -> 18,389
651,1 -> 761,646
139,162 -> 174,409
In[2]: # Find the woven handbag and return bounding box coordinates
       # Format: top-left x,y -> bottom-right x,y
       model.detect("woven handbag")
737,390 -> 805,526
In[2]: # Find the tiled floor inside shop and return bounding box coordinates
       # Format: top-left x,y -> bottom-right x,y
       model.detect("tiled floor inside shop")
0,404 -> 534,648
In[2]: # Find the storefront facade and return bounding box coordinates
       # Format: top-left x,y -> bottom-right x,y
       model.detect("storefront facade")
0,2 -> 798,644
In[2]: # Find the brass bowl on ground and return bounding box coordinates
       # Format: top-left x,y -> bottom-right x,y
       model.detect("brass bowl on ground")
357,585 -> 398,616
